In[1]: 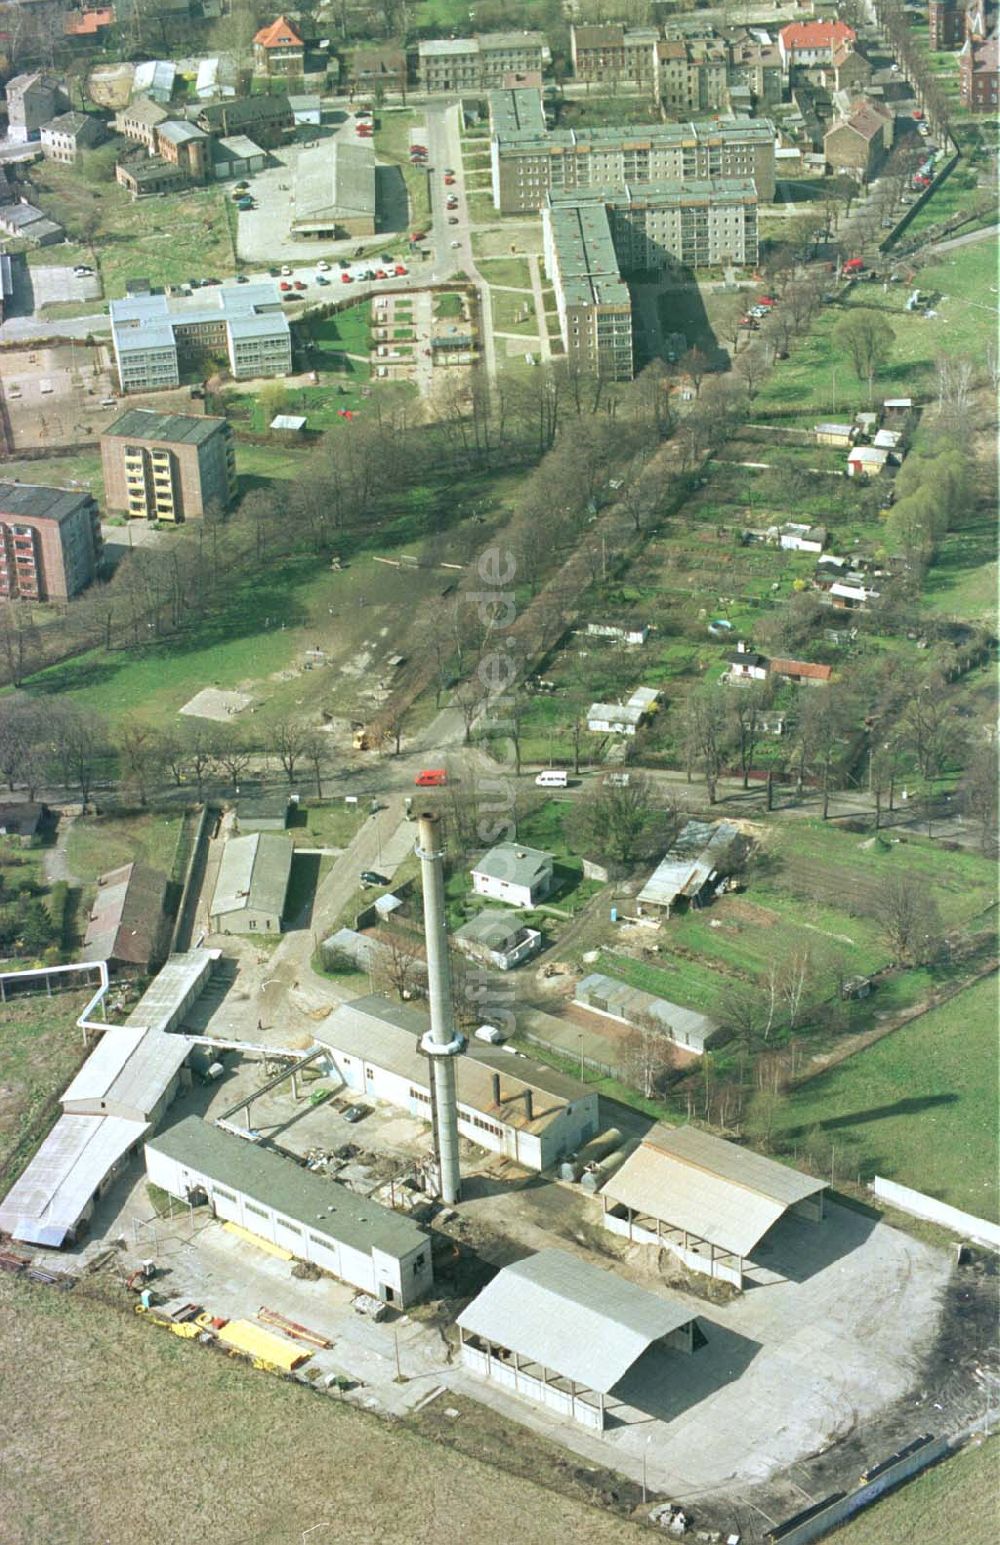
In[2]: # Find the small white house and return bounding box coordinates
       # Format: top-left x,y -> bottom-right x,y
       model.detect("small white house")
587,684 -> 659,736
288,93 -> 322,125
777,522 -> 827,553
471,842 -> 553,908
726,646 -> 768,682
585,621 -> 649,646
454,909 -> 543,970
814,422 -> 856,448
873,428 -> 903,451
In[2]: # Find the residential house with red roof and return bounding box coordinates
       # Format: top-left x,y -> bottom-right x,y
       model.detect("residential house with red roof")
779,19 -> 856,71
253,16 -> 305,77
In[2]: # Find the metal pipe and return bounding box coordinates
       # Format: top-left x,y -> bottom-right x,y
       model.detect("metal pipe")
416,812 -> 462,1204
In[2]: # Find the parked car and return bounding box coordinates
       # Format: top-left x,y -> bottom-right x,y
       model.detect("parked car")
234,180 -> 250,190
235,272 -> 249,282
443,167 -> 455,176
360,870 -> 388,886
294,279 -> 306,290
443,174 -> 456,185
316,259 -> 330,271
343,1105 -> 368,1124
281,265 -> 292,276
394,264 -> 407,275
448,216 -> 460,225
279,281 -> 292,291
340,272 -> 353,283
449,238 -> 461,247
316,274 -> 329,284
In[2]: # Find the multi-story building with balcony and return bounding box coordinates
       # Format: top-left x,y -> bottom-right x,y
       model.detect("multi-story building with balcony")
0,484 -> 102,601
490,99 -> 775,213
101,409 -> 237,523
109,283 -> 292,394
542,201 -> 634,382
553,178 -> 758,273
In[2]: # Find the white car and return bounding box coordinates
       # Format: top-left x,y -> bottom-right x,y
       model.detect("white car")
450,239 -> 461,248
281,265 -> 292,276
316,259 -> 330,271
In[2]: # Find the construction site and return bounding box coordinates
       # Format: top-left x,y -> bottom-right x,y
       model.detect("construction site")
0,814 -> 996,1542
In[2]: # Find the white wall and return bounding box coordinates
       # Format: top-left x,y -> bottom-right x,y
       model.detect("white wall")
603,1205 -> 744,1288
871,1177 -> 1000,1250
461,1342 -> 605,1430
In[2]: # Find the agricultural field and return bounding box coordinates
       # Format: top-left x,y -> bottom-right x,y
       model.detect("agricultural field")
0,1274 -> 648,1545
22,159 -> 237,299
832,1439 -> 999,1545
756,974 -> 999,1214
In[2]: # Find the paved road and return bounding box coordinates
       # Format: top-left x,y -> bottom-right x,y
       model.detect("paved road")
931,223 -> 999,252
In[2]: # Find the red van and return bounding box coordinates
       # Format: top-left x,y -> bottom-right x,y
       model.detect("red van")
415,769 -> 447,787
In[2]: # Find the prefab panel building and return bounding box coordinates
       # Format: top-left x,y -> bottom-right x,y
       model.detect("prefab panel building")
145,1116 -> 433,1307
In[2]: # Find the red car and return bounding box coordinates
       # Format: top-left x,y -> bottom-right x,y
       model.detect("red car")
340,272 -> 353,283
394,264 -> 407,275
444,175 -> 456,185
294,279 -> 306,290
757,296 -> 776,307
843,257 -> 865,273
411,230 -> 426,241
374,269 -> 387,280
279,281 -> 291,291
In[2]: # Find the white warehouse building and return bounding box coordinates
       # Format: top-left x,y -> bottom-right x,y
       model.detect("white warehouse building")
316,996 -> 599,1172
145,1116 -> 433,1308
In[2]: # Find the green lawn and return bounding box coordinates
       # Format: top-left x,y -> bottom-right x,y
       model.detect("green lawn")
831,1439 -> 999,1545
0,989 -> 91,1187
0,451 -> 103,499
757,974 -> 999,1218
477,257 -> 533,289
754,236 -> 998,422
373,109 -> 430,229
491,288 -> 540,335
65,812 -> 186,884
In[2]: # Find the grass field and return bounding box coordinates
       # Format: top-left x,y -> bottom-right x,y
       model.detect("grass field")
25,160 -> 236,299
373,109 -> 430,229
0,990 -> 91,1190
65,812 -> 186,884
831,1439 -> 999,1545
0,1274 -> 650,1545
758,974 -> 999,1216
753,236 -> 998,423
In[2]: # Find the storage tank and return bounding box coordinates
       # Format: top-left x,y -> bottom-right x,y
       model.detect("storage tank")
558,1128 -> 622,1184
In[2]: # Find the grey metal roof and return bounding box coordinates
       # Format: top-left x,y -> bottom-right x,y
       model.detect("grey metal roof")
419,37 -> 478,57
0,482 -> 93,525
102,408 -> 227,447
147,1116 -> 428,1259
124,950 -> 217,1035
157,119 -> 208,146
216,134 -> 265,159
587,701 -> 644,726
488,86 -> 546,141
318,995 -> 588,1134
294,139 -> 375,225
457,1248 -> 695,1393
0,1113 -> 148,1246
637,820 -> 743,908
454,909 -> 523,949
575,973 -> 722,1051
546,202 -> 630,311
210,832 -> 293,920
62,1027 -> 191,1121
471,842 -> 553,889
603,1124 -> 827,1259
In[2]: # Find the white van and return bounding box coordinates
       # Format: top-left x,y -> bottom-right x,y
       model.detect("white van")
475,1024 -> 506,1045
535,770 -> 568,787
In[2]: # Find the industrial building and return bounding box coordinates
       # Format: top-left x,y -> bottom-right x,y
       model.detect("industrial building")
82,862 -> 171,974
0,951 -> 219,1248
0,483 -> 103,602
574,973 -> 725,1056
547,176 -> 758,274
542,201 -> 634,382
470,842 -> 554,909
109,283 -> 292,394
316,995 -> 599,1172
602,1123 -> 827,1287
101,409 -> 237,521
145,1116 -> 433,1307
457,1248 -> 698,1429
291,139 -> 376,238
490,102 -> 775,215
208,832 -> 293,935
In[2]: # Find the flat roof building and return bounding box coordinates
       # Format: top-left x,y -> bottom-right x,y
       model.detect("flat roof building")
209,831 -> 293,934
317,995 -> 599,1172
458,1248 -> 698,1429
146,1116 -> 433,1307
543,201 -> 634,382
602,1123 -> 827,1287
109,283 -> 292,394
101,408 -> 237,522
492,113 -> 775,215
548,176 -> 758,275
291,138 -> 376,237
0,482 -> 102,602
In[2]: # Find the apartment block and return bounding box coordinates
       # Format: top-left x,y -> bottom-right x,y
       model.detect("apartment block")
726,35 -> 784,106
101,409 -> 237,522
417,32 -> 545,91
4,73 -> 70,143
570,25 -> 659,89
491,110 -> 775,213
109,283 -> 292,394
542,202 -> 633,382
0,483 -> 102,601
40,111 -> 104,164
656,36 -> 728,112
551,178 -> 758,273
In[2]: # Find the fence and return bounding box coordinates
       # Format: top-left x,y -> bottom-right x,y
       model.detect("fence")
870,1177 -> 1000,1251
767,1435 -> 952,1545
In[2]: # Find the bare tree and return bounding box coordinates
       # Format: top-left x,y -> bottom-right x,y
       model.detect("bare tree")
621,1017 -> 674,1099
373,932 -> 425,1003
50,708 -> 108,811
569,774 -> 678,870
681,687 -> 729,804
960,741 -> 998,856
213,726 -> 254,789
270,718 -> 310,786
302,731 -> 330,798
116,717 -> 159,806
877,872 -> 942,965
452,680 -> 484,745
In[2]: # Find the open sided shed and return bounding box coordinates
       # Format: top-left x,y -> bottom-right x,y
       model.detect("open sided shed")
601,1124 -> 827,1288
457,1247 -> 697,1429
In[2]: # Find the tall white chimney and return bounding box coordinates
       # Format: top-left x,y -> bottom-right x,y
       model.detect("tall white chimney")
416,811 -> 462,1204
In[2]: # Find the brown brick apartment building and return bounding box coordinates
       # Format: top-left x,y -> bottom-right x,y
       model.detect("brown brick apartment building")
101,408 -> 237,522
0,483 -> 103,601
